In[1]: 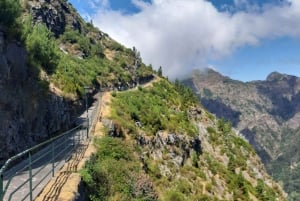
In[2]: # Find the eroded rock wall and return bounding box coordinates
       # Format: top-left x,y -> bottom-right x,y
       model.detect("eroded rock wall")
0,32 -> 71,164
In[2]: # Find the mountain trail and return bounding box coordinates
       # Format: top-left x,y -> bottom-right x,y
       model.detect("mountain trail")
35,76 -> 158,201
35,91 -> 110,201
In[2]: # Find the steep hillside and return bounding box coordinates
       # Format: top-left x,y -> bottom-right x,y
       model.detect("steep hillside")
81,79 -> 286,200
0,0 -> 288,199
0,0 -> 154,163
184,69 -> 300,199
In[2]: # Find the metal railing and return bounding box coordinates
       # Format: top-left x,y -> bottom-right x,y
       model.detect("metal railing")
0,124 -> 87,201
0,93 -> 102,201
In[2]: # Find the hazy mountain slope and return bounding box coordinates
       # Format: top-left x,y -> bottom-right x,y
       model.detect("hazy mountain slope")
184,69 -> 300,198
82,79 -> 287,200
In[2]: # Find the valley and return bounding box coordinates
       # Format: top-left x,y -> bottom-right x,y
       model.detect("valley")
0,0 -> 296,200
184,69 -> 300,198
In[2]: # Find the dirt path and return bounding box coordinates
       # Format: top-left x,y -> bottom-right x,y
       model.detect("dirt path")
35,77 -> 158,201
35,92 -> 112,201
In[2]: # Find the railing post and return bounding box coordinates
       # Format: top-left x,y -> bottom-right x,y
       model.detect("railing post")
51,142 -> 55,177
72,131 -> 75,147
0,173 -> 3,201
78,129 -> 80,145
86,117 -> 89,139
84,86 -> 90,139
28,152 -> 33,201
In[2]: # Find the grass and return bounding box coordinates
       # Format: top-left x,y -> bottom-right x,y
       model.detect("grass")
110,80 -> 199,137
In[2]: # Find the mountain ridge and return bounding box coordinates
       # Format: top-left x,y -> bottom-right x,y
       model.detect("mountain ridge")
184,68 -> 300,198
0,0 -> 288,199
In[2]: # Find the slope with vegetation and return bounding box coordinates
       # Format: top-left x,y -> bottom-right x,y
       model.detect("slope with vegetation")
0,0 -> 287,199
81,79 -> 286,200
0,0 -> 154,162
184,69 -> 300,199
23,0 -> 154,98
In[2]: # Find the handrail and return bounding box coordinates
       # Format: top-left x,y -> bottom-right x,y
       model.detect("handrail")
0,124 -> 81,175
0,92 -> 102,201
0,124 -> 85,201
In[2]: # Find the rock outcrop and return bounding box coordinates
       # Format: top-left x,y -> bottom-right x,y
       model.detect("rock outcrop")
0,31 -> 73,164
138,132 -> 202,168
28,0 -> 82,37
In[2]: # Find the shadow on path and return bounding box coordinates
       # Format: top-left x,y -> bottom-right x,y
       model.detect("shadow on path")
38,143 -> 88,201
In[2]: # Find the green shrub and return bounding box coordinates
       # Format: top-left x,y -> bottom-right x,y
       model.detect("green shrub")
255,179 -> 276,201
147,161 -> 161,179
231,173 -> 252,200
111,80 -> 198,136
165,190 -> 186,201
21,15 -> 33,41
192,194 -> 215,201
60,26 -> 81,43
95,137 -> 133,161
217,118 -> 232,134
176,179 -> 192,195
206,182 -> 213,193
157,66 -> 163,77
26,23 -> 59,73
174,79 -> 198,106
231,136 -> 255,154
51,54 -> 110,96
192,152 -> 199,168
0,0 -> 21,29
206,112 -> 215,121
81,137 -> 152,200
109,41 -> 124,51
206,127 -> 216,134
111,91 -> 117,97
60,26 -> 104,58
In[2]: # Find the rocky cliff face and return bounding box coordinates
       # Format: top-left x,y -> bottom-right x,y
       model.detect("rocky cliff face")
184,68 -> 300,198
0,0 -> 154,164
0,31 -> 72,163
28,0 -> 83,37
0,0 -> 85,163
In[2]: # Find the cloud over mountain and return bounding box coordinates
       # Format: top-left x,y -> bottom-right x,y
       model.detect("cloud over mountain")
92,0 -> 300,79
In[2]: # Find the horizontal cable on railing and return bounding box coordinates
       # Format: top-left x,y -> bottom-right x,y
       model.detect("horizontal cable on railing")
0,124 -> 86,201
0,93 -> 102,201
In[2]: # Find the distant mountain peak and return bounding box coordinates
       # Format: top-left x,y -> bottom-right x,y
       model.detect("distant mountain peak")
266,71 -> 283,81
266,71 -> 295,82
185,69 -> 300,197
202,67 -> 222,75
192,68 -> 229,83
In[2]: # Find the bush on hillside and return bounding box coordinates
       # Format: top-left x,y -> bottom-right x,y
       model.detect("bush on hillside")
0,0 -> 21,28
111,80 -> 199,136
26,23 -> 59,73
81,137 -> 157,201
60,26 -> 104,58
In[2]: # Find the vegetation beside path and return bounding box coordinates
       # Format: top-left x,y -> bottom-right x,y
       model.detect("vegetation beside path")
35,78 -> 158,200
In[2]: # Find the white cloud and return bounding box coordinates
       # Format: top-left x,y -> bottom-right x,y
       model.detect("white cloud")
234,0 -> 247,6
90,0 -> 109,9
131,0 -> 151,10
92,0 -> 300,79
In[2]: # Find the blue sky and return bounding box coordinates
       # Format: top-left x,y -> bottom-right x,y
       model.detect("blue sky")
68,0 -> 300,81
210,37 -> 300,81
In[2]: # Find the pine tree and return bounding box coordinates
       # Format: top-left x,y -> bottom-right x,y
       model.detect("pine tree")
158,66 -> 163,77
